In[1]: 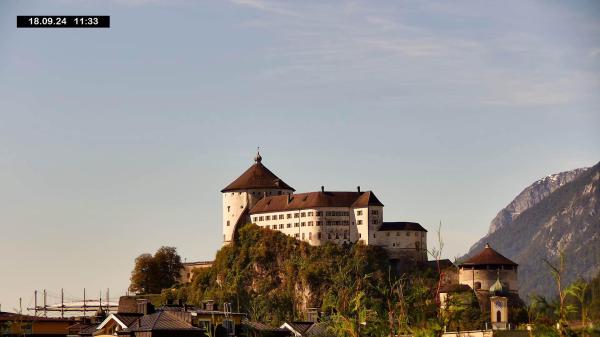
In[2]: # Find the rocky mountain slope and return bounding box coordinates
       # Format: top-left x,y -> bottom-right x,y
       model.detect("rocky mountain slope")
464,162 -> 600,299
488,168 -> 589,234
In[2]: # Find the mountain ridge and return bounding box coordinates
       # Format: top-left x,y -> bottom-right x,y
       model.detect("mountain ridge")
464,162 -> 600,299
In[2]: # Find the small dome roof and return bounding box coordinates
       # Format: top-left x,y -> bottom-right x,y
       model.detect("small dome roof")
489,278 -> 504,294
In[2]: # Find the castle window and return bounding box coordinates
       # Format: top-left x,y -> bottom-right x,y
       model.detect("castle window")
372,219 -> 377,224
309,232 -> 312,240
227,221 -> 230,226
357,210 -> 363,216
308,221 -> 313,226
318,232 -> 322,239
316,211 -> 322,216
359,233 -> 362,238
259,216 -> 264,221
328,233 -> 332,239
294,213 -> 299,218
266,216 -> 271,220
302,233 -> 305,240
301,222 -> 306,227
295,223 -> 299,227
287,223 -> 291,228
373,234 -> 376,238
308,212 -> 313,216
227,206 -> 230,212
295,233 -> 300,238
287,214 -> 292,219
392,243 -> 395,247
406,232 -> 410,236
279,214 -> 284,219
357,220 -> 363,225
272,225 -> 277,229
316,221 -> 321,226
301,212 -> 306,217
371,210 -> 379,215
279,224 -> 283,229
253,217 -> 257,222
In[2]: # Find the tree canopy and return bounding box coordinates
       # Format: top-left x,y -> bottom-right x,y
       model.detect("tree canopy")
129,246 -> 183,294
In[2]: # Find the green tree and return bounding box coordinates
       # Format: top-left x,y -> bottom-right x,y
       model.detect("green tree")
154,246 -> 184,290
565,279 -> 589,325
129,246 -> 183,294
129,253 -> 159,294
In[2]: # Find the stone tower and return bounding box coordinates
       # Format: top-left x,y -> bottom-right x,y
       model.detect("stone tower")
221,151 -> 294,244
458,243 -> 518,293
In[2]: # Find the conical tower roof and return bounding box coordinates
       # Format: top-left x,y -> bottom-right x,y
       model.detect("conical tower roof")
221,152 -> 295,192
459,243 -> 517,267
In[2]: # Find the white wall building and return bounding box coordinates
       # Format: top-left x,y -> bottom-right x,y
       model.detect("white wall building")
221,152 -> 427,262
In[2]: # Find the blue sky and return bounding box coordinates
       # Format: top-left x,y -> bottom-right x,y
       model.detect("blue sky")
0,0 -> 599,313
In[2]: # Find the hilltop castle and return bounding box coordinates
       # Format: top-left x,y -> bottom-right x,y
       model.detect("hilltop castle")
221,151 -> 427,262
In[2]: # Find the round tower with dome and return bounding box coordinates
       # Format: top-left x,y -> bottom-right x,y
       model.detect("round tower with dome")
458,243 -> 518,293
221,151 -> 295,244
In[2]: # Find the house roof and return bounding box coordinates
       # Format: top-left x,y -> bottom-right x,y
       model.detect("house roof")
426,259 -> 456,270
0,312 -> 74,322
305,322 -> 334,337
221,154 -> 294,192
281,322 -> 314,335
245,320 -> 289,333
250,190 -> 383,214
96,313 -> 143,331
439,284 -> 473,293
78,324 -> 100,335
459,243 -> 518,267
121,311 -> 201,332
378,222 -> 427,232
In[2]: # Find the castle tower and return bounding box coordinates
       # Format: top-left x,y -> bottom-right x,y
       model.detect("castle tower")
458,243 -> 518,293
221,151 -> 294,244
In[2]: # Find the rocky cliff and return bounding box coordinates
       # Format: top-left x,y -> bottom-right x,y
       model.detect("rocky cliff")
488,168 -> 589,234
465,162 -> 600,299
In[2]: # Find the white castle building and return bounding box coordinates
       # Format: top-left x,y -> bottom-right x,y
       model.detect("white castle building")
222,152 -> 427,261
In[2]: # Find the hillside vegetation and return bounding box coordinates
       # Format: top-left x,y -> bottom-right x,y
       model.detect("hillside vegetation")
184,223 -> 392,324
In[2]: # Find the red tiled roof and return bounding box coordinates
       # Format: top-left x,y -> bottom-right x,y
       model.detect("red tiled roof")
351,191 -> 384,207
221,161 -> 294,192
459,244 -> 517,267
249,190 -> 383,214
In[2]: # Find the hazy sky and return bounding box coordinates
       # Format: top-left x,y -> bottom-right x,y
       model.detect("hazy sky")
1,0 -> 599,314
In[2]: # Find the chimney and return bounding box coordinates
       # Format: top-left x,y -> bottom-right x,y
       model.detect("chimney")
321,186 -> 324,192
357,186 -> 361,193
287,194 -> 292,204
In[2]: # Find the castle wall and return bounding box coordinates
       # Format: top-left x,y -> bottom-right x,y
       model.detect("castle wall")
251,206 -> 357,245
223,189 -> 292,243
458,267 -> 518,293
377,229 -> 427,262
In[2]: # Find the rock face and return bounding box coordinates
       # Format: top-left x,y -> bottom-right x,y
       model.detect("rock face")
464,162 -> 600,300
488,168 -> 589,234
